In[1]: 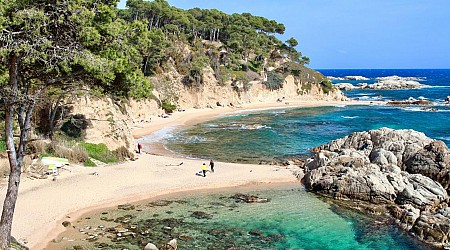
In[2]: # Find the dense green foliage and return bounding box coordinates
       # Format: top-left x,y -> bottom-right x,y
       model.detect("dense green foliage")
0,0 -> 314,140
264,71 -> 285,90
120,0 -> 308,83
60,114 -> 90,139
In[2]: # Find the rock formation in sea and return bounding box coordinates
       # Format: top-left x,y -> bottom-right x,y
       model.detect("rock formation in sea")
302,127 -> 450,248
334,75 -> 427,91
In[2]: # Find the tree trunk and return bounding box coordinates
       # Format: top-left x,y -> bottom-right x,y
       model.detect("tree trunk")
48,94 -> 64,141
0,53 -> 20,249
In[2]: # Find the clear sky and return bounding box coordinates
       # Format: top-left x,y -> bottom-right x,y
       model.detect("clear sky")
117,0 -> 450,69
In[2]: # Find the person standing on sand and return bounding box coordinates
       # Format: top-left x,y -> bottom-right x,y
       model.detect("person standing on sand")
137,143 -> 142,154
209,160 -> 215,173
201,163 -> 207,177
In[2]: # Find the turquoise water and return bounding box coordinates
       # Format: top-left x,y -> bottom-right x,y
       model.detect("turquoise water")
53,69 -> 448,249
165,105 -> 450,163
48,185 -> 428,249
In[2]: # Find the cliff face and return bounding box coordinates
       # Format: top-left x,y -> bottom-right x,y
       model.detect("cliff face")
68,66 -> 345,151
154,65 -> 346,109
68,97 -> 159,151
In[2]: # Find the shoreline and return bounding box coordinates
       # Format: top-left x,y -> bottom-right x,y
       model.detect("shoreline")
0,98 -> 376,249
135,99 -> 376,156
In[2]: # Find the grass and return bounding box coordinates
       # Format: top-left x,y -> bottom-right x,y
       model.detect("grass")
83,158 -> 97,167
79,142 -> 119,164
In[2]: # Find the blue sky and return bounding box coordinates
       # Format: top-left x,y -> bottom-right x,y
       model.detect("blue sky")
117,0 -> 450,69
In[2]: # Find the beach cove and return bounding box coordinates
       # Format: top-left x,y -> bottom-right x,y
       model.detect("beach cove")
0,99 -> 368,249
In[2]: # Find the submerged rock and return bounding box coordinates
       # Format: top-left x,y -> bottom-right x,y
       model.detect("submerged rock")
231,194 -> 271,203
302,127 -> 450,248
190,211 -> 213,219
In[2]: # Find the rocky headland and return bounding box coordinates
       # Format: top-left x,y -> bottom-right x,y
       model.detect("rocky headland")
334,76 -> 428,91
301,127 -> 450,248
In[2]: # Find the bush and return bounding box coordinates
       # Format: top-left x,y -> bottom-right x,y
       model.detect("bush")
0,138 -> 5,152
320,79 -> 333,94
83,158 -> 97,167
61,114 -> 90,138
113,146 -> 132,161
231,71 -> 251,92
161,99 -> 177,114
264,71 -> 284,90
79,142 -> 118,163
45,141 -> 89,163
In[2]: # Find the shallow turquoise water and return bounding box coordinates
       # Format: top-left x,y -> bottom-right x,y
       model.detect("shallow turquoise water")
49,185 -> 429,249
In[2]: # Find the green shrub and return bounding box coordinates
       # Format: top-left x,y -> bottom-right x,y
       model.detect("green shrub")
83,158 -> 97,167
231,71 -> 251,92
61,114 -> 89,138
0,139 -> 6,152
320,79 -> 333,94
79,142 -> 118,163
161,99 -> 177,114
264,71 -> 284,90
217,66 -> 231,86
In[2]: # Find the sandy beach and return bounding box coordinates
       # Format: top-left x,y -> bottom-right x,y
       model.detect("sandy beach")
0,98 -> 371,249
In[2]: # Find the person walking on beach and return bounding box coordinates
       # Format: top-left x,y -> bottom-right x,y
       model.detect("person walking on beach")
137,143 -> 142,154
201,163 -> 207,177
209,159 -> 215,173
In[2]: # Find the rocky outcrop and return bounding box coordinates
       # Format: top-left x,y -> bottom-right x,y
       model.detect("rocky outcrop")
333,83 -> 357,91
303,128 -> 450,247
334,76 -> 427,91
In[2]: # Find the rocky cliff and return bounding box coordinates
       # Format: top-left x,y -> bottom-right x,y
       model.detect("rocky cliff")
67,65 -> 345,152
302,127 -> 450,247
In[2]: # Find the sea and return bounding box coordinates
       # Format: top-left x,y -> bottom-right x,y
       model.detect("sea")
50,69 -> 450,249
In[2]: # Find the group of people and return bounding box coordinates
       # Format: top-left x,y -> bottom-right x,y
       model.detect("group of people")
200,160 -> 214,177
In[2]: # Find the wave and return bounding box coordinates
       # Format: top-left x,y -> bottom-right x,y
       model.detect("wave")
435,136 -> 450,142
242,124 -> 271,130
375,75 -> 426,81
185,136 -> 208,143
327,76 -> 370,81
203,124 -> 219,128
140,126 -> 177,143
352,95 -> 384,101
401,107 -> 450,112
341,116 -> 359,119
268,110 -> 287,114
425,85 -> 450,88
354,92 -> 376,96
229,106 -> 288,115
